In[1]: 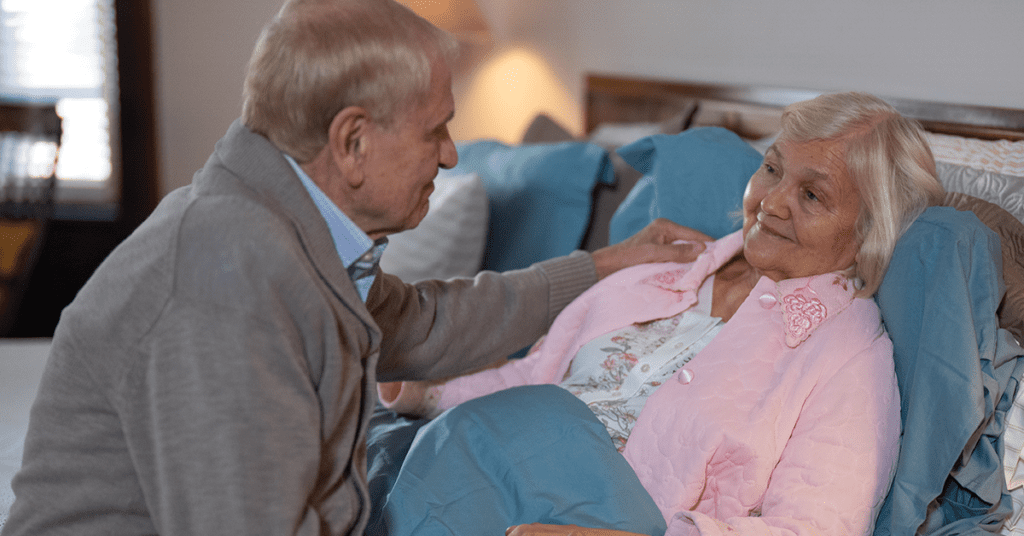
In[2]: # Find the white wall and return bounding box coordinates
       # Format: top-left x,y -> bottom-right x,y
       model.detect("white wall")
153,0 -> 282,196
153,0 -> 1024,195
567,0 -> 1024,108
456,0 -> 1024,140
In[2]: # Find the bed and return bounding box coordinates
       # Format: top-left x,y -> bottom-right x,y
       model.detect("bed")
0,339 -> 50,531
372,74 -> 1024,535
3,74 -> 1024,534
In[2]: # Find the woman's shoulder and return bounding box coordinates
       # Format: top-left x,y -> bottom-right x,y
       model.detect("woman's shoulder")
808,296 -> 893,380
838,295 -> 885,335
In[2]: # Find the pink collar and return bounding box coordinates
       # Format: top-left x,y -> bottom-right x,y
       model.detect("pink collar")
639,230 -> 857,348
774,273 -> 857,347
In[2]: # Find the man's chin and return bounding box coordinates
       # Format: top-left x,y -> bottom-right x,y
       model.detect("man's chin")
403,204 -> 430,232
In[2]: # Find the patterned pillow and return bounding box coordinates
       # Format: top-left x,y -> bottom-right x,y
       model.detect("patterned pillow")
928,133 -> 1024,225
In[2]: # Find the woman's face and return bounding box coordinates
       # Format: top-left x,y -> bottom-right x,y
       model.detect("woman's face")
742,137 -> 863,282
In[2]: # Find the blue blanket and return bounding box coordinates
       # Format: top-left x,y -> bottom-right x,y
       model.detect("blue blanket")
873,207 -> 1024,535
366,385 -> 666,536
366,206 -> 1024,535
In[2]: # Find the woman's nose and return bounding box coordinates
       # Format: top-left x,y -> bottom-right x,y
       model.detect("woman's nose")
760,182 -> 791,219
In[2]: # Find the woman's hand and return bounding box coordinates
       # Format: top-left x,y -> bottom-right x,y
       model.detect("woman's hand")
506,523 -> 644,536
591,218 -> 712,280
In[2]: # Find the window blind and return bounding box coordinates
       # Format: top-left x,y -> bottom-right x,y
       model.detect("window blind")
0,0 -> 120,216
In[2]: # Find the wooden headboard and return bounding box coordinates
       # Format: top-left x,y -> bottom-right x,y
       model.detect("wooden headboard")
585,74 -> 1024,142
580,73 -> 1024,342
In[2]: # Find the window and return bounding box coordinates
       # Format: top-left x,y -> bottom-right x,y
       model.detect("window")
1,0 -> 120,219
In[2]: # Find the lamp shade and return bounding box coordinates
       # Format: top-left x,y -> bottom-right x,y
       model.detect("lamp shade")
396,0 -> 490,42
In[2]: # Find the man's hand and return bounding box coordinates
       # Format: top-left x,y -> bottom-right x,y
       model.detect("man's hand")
506,524 -> 643,536
590,218 -> 712,280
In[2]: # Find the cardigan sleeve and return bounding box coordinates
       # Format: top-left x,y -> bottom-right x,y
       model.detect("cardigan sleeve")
667,334 -> 901,536
378,335 -> 554,418
371,251 -> 595,386
377,256 -> 711,418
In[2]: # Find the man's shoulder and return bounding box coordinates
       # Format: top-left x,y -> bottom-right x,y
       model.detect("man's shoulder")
64,181 -> 307,336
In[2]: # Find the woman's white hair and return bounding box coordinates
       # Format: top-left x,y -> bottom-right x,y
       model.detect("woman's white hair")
241,0 -> 458,161
780,92 -> 945,297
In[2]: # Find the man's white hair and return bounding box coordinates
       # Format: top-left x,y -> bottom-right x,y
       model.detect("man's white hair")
242,0 -> 458,161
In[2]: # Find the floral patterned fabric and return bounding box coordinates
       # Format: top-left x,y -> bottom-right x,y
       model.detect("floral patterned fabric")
562,307 -> 723,452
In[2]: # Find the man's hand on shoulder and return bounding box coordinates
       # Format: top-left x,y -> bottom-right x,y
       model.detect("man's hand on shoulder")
590,218 -> 712,280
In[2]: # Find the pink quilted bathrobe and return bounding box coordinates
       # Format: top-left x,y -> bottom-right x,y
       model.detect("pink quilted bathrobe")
381,231 -> 901,535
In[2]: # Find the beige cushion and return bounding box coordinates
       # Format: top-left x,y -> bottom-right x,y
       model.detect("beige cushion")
942,192 -> 1024,343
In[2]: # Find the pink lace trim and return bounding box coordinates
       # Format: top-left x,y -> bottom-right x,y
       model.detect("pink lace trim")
782,291 -> 828,347
641,265 -> 853,347
640,268 -> 690,295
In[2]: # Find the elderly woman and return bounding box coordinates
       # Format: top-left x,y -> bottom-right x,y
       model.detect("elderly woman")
377,92 -> 945,536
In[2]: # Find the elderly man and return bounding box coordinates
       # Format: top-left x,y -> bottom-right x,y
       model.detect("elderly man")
2,1 -> 705,535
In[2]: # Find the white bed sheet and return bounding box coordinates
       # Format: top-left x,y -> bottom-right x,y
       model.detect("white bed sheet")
0,338 -> 51,530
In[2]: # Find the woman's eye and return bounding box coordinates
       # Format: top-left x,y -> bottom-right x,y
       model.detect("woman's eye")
764,163 -> 777,174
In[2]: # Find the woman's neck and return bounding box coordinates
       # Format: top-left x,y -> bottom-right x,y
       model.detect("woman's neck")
711,254 -> 762,322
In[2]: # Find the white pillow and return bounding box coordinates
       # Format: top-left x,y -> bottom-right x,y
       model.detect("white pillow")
588,122 -> 664,149
379,172 -> 488,283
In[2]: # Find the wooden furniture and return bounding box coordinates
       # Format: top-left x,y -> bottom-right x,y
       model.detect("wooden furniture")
0,103 -> 62,336
585,74 -> 1024,141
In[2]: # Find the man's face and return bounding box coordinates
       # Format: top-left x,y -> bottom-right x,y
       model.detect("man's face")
354,59 -> 457,239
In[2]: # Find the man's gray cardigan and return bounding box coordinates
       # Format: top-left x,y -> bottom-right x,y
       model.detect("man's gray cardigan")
3,120 -> 595,535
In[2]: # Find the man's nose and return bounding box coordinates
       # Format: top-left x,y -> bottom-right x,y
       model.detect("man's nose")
438,136 -> 458,169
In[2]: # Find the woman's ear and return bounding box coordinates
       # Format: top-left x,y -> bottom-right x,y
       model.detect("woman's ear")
328,106 -> 370,188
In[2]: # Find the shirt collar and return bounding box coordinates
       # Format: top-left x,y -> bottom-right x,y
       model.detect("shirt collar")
772,273 -> 857,347
283,154 -> 386,300
640,230 -> 857,348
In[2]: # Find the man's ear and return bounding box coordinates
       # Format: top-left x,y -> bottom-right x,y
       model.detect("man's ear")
328,106 -> 371,188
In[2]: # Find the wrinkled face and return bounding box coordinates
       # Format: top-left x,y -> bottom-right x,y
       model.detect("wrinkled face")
356,59 -> 457,238
742,138 -> 863,282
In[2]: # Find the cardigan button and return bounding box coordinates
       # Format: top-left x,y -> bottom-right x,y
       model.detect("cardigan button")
758,293 -> 778,309
676,369 -> 694,384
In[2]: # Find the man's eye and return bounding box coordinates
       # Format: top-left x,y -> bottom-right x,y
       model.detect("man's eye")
764,163 -> 777,174
805,189 -> 819,202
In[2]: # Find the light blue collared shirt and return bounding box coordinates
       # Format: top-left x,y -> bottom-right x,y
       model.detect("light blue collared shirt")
284,154 -> 386,302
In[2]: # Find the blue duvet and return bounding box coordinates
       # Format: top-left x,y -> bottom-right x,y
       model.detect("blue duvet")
366,384 -> 666,536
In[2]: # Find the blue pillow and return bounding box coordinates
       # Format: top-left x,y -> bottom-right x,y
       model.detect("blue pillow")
369,385 -> 666,536
873,206 -> 1024,535
608,127 -> 763,244
446,140 -> 614,272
